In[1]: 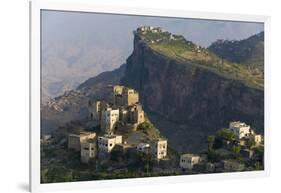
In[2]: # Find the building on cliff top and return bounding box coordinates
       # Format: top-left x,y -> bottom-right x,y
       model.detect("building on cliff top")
137,26 -> 165,33
229,121 -> 251,139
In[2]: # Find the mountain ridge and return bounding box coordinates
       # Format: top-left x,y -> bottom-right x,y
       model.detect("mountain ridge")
42,27 -> 264,152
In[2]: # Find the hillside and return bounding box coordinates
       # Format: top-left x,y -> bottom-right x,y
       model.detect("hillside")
131,27 -> 263,90
42,26 -> 264,152
121,27 -> 264,152
41,65 -> 125,134
208,32 -> 264,67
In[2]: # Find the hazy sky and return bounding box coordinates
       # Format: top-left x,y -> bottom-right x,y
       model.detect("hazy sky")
42,10 -> 264,48
41,10 -> 264,100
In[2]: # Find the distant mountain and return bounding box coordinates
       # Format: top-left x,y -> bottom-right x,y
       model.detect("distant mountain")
41,11 -> 263,103
41,41 -> 127,104
41,65 -> 125,134
208,32 -> 264,67
42,27 -> 264,153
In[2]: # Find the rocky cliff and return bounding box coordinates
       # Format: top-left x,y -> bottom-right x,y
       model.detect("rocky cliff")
121,29 -> 264,152
42,27 -> 264,152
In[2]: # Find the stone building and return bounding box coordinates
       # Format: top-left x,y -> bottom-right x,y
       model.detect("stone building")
68,131 -> 96,152
110,85 -> 124,105
80,139 -> 97,163
100,108 -> 120,134
89,100 -> 110,121
127,104 -> 145,125
110,85 -> 139,107
97,134 -> 123,156
179,154 -> 201,170
122,87 -> 139,106
118,104 -> 145,132
151,139 -> 167,160
229,121 -> 251,139
223,160 -> 244,172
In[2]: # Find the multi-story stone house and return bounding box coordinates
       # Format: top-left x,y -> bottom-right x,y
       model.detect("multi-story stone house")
89,100 -> 110,121
97,134 -> 123,157
100,107 -> 120,134
229,121 -> 251,139
150,139 -> 168,160
68,131 -> 96,152
91,86 -> 145,133
110,85 -> 139,107
179,154 -> 201,170
80,138 -> 97,164
127,104 -> 145,125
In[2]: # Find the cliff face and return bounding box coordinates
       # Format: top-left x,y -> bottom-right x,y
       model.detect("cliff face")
121,34 -> 264,151
42,28 -> 264,152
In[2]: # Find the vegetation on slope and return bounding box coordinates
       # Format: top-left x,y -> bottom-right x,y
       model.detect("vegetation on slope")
208,32 -> 264,66
136,29 -> 264,90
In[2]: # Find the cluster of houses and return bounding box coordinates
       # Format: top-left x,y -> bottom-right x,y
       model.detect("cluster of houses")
179,121 -> 263,172
137,26 -> 166,34
136,26 -> 182,44
67,85 -> 168,163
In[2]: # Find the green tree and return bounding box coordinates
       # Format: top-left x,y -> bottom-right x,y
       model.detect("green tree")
208,135 -> 215,152
217,128 -> 235,141
232,145 -> 241,159
248,136 -> 256,148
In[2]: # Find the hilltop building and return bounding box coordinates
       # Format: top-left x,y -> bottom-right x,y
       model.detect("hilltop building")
110,85 -> 139,106
68,131 -> 96,152
179,154 -> 201,170
229,121 -> 251,139
137,26 -> 165,34
91,86 -> 145,134
100,107 -> 120,134
89,100 -> 110,121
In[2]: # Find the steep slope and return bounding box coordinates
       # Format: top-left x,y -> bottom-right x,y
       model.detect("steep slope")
121,27 -> 264,152
208,32 -> 264,67
41,64 -> 125,134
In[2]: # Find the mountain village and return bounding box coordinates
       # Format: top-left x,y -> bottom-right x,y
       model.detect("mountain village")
42,83 -> 264,177
40,26 -> 264,182
66,85 -> 168,164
